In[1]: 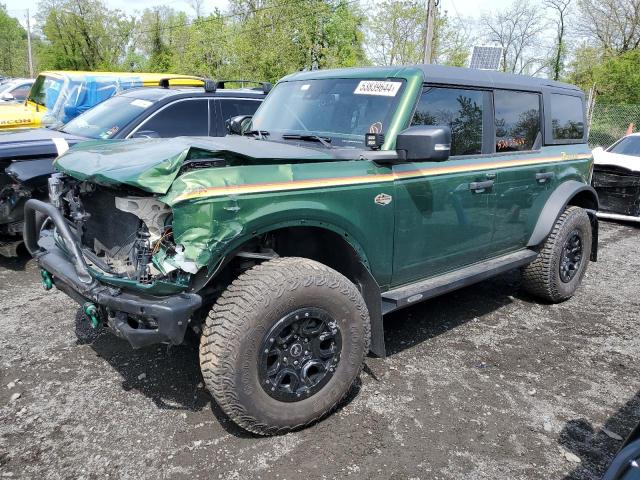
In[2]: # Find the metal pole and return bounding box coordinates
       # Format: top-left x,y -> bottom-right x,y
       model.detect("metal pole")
26,9 -> 34,78
423,0 -> 437,64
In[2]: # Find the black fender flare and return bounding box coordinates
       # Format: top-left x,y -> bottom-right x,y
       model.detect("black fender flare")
352,261 -> 385,358
527,180 -> 599,260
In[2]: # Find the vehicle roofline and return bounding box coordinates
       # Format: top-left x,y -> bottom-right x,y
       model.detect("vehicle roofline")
279,64 -> 582,93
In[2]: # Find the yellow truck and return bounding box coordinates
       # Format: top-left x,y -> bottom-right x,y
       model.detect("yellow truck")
0,71 -> 203,130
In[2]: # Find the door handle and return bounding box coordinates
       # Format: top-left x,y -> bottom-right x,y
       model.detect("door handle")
535,172 -> 554,183
469,180 -> 494,193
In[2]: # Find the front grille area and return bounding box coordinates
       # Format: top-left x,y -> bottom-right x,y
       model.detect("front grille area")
80,189 -> 141,260
593,167 -> 640,216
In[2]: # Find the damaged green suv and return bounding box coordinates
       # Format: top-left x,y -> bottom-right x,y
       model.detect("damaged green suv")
25,65 -> 598,434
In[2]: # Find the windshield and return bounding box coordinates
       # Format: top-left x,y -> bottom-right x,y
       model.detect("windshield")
608,136 -> 640,157
27,74 -> 64,109
251,78 -> 406,148
62,95 -> 155,139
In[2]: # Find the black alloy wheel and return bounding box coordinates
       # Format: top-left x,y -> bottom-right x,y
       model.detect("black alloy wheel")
259,307 -> 342,402
559,230 -> 583,283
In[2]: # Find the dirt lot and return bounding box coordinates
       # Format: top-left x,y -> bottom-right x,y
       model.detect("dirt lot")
0,221 -> 639,480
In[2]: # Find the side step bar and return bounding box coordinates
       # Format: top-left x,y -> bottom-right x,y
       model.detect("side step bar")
381,249 -> 538,314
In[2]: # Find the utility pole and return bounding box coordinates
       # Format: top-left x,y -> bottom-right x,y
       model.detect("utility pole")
422,0 -> 437,64
26,9 -> 34,78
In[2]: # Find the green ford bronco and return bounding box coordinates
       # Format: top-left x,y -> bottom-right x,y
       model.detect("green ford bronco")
24,65 -> 598,435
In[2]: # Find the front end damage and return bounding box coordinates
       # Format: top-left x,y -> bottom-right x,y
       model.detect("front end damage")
0,177 -> 31,256
25,136 -> 336,347
1,155 -> 62,257
592,165 -> 640,222
24,173 -> 202,348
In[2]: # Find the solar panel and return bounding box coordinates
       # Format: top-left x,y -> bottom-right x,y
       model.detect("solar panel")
469,46 -> 503,70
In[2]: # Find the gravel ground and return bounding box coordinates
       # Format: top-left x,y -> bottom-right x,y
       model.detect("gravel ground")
0,221 -> 639,480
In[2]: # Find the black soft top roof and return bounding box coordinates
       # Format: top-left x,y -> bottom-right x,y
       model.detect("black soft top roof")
286,64 -> 582,95
419,64 -> 581,94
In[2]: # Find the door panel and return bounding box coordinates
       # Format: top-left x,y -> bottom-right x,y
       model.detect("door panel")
391,85 -> 496,286
493,160 -> 556,251
491,90 -> 548,251
391,165 -> 497,286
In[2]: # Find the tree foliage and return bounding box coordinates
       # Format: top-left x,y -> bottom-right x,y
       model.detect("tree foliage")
545,0 -> 571,80
0,5 -> 29,77
481,0 -> 547,74
37,0 -> 136,71
576,0 -> 640,54
364,0 -> 473,66
0,0 -> 639,109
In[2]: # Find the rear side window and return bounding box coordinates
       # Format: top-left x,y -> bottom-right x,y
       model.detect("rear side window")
551,94 -> 584,140
11,84 -> 31,101
494,90 -> 541,152
411,87 -> 484,156
219,98 -> 261,123
139,99 -> 209,137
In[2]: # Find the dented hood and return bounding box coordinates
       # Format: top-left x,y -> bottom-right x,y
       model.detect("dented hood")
54,136 -> 334,194
593,148 -> 640,173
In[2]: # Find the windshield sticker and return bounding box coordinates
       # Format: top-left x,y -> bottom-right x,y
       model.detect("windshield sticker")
354,81 -> 402,97
52,137 -> 69,156
105,125 -> 119,137
130,99 -> 153,109
300,84 -> 311,91
369,122 -> 383,134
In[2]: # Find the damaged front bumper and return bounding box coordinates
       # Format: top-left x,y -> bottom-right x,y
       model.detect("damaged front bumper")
24,199 -> 202,348
592,167 -> 640,223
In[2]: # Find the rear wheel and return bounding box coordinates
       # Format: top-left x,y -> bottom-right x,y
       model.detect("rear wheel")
521,206 -> 592,302
199,257 -> 370,435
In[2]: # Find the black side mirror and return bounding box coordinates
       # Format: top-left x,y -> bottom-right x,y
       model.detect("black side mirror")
396,125 -> 451,162
227,115 -> 253,135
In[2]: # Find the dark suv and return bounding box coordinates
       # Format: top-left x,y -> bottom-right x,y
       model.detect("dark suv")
0,80 -> 268,255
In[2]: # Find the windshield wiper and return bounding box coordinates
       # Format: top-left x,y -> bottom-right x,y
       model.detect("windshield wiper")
247,129 -> 270,140
281,134 -> 332,148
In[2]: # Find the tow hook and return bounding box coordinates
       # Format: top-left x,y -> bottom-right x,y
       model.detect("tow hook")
40,270 -> 53,290
83,302 -> 100,329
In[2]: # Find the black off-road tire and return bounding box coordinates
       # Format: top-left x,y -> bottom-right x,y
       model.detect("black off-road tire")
521,206 -> 592,303
199,257 -> 370,435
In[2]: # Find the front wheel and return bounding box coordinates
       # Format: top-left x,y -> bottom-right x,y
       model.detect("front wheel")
199,257 -> 370,435
521,206 -> 592,302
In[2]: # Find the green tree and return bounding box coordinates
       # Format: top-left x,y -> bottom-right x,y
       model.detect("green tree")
545,0 -> 571,81
435,11 -> 474,67
171,13 -> 231,78
592,49 -> 640,104
224,0 -> 366,82
364,1 -> 473,67
0,5 -> 29,77
365,0 -> 425,65
37,0 -> 136,70
135,7 -> 189,72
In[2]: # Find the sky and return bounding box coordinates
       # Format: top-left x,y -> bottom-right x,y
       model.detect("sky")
5,0 -> 516,29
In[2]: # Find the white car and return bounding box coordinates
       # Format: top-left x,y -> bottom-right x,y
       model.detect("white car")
592,133 -> 640,222
0,78 -> 34,103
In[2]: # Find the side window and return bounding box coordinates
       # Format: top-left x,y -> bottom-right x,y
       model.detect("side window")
11,85 -> 31,101
551,94 -> 584,140
139,99 -> 209,137
411,87 -> 484,156
494,90 -> 541,152
219,98 -> 261,123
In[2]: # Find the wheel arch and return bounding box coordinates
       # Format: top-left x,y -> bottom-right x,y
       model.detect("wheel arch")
527,180 -> 599,261
208,223 -> 387,357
